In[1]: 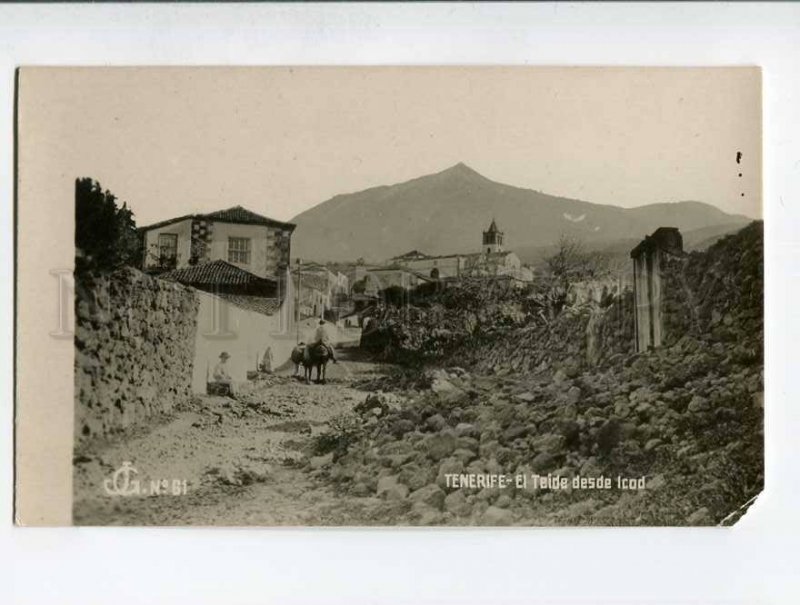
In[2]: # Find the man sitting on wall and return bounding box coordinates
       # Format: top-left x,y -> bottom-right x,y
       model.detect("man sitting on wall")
308,319 -> 337,363
211,351 -> 238,397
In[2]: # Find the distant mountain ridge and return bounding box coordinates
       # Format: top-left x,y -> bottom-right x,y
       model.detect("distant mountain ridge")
290,163 -> 750,264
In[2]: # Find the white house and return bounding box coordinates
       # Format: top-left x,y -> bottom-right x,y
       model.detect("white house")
141,205 -> 296,279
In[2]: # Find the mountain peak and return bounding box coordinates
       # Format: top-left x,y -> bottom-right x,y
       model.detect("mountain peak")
291,164 -> 746,263
440,162 -> 484,178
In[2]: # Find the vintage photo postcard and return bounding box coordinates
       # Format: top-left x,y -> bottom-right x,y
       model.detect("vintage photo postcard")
15,66 -> 762,526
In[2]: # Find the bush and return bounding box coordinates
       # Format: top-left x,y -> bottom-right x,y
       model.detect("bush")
312,412 -> 364,456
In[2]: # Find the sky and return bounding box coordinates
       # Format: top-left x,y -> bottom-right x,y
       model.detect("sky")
20,66 -> 762,225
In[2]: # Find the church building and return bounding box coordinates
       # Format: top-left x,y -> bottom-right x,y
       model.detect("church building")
388,218 -> 533,284
482,218 -> 504,254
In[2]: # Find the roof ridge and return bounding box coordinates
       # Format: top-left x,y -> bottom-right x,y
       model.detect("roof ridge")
141,205 -> 296,231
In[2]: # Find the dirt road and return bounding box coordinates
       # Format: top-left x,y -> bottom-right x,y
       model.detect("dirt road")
73,350 -> 403,526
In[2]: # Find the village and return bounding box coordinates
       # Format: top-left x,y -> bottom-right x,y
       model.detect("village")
136,202 -> 539,389
72,177 -> 762,527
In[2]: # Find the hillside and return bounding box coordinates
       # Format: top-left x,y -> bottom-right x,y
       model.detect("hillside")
515,222 -> 749,267
291,163 -> 749,263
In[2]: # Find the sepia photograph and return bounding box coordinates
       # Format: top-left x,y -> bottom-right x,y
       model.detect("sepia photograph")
17,66 -> 762,527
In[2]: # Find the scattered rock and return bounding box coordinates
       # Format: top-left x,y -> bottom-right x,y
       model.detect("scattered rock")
531,452 -> 557,473
409,485 -> 446,511
687,507 -> 713,525
376,475 -> 409,501
444,490 -> 472,516
494,494 -> 513,509
423,432 -> 457,461
426,414 -> 447,432
567,386 -> 582,405
309,452 -> 334,470
688,395 -> 710,413
481,505 -> 514,526
455,422 -> 479,438
647,474 -> 667,490
644,438 -> 663,452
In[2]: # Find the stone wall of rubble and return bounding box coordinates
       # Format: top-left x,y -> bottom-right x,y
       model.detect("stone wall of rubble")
74,267 -> 199,442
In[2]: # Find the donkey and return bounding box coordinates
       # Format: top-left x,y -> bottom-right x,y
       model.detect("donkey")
303,342 -> 331,384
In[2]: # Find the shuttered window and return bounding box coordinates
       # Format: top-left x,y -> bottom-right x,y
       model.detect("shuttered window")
157,233 -> 178,265
228,237 -> 251,264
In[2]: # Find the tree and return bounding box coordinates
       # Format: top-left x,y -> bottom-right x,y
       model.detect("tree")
75,178 -> 140,275
545,235 -> 615,285
531,235 -> 613,319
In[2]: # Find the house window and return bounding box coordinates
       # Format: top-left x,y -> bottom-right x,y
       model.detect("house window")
228,237 -> 251,264
157,233 -> 178,267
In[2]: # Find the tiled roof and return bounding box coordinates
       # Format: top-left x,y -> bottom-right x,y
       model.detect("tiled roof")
216,294 -> 282,316
141,205 -> 295,232
203,206 -> 289,227
160,260 -> 277,289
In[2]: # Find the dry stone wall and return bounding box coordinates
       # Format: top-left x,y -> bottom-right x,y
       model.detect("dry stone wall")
469,290 -> 636,376
74,267 -> 199,442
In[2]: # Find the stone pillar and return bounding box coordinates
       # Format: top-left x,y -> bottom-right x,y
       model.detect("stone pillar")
630,228 -> 683,352
632,252 -> 651,352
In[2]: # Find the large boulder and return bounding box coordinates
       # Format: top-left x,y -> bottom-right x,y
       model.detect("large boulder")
443,489 -> 472,516
376,475 -> 409,501
422,431 -> 457,461
409,485 -> 446,511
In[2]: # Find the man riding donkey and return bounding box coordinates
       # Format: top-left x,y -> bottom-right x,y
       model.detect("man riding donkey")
308,319 -> 338,364
291,319 -> 338,379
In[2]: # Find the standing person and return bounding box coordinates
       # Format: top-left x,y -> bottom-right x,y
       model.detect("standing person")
212,351 -> 237,397
313,319 -> 337,363
261,346 -> 274,373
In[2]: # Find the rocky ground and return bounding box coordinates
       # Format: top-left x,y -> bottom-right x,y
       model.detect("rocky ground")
73,349 -> 411,526
316,222 -> 762,527
321,346 -> 762,527
74,341 -> 761,527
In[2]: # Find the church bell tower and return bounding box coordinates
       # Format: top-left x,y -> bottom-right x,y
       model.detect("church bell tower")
482,218 -> 504,254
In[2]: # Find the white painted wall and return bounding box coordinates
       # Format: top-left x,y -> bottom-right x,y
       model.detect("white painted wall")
191,270 -> 297,394
206,222 -> 272,277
